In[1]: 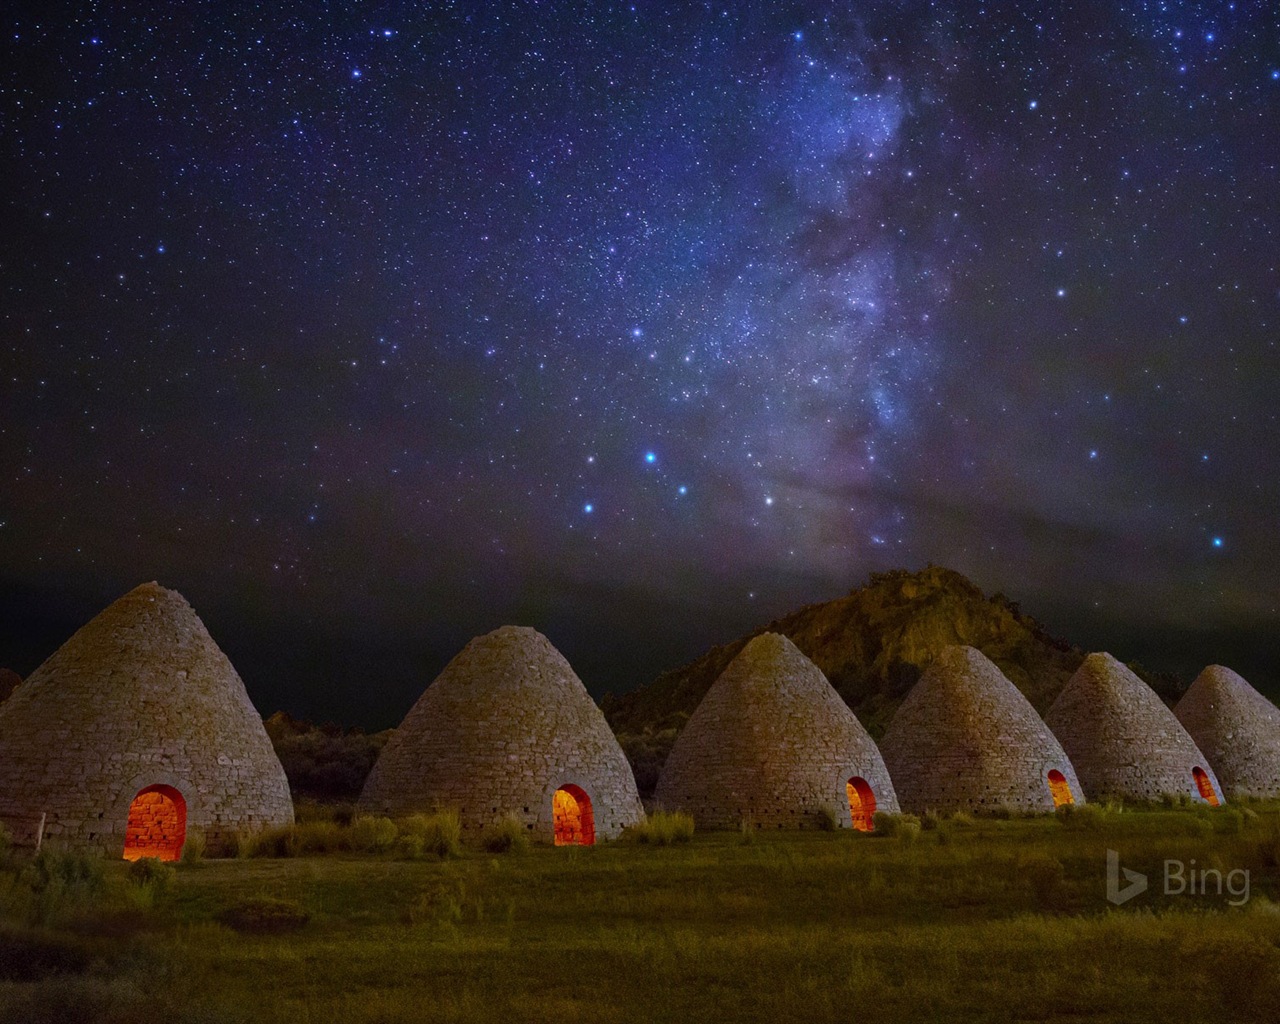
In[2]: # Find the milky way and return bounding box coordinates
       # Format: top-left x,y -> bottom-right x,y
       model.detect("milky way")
2,3 -> 1278,723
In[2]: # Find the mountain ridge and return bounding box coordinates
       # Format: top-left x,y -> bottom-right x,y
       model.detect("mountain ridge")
604,565 -> 1185,796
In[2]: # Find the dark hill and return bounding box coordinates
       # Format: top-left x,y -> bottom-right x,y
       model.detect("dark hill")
0,669 -> 21,703
603,566 -> 1185,796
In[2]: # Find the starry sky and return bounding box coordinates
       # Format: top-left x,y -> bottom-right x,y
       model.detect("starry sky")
2,2 -> 1278,726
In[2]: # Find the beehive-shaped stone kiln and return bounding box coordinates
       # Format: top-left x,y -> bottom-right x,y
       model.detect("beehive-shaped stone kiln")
1045,652 -> 1222,805
358,626 -> 643,844
1174,665 -> 1280,800
654,633 -> 899,830
0,582 -> 293,858
879,645 -> 1083,814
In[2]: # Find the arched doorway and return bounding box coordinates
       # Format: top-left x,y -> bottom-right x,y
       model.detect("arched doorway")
1046,769 -> 1074,808
123,784 -> 187,861
846,777 -> 877,832
1192,766 -> 1220,807
553,784 -> 595,846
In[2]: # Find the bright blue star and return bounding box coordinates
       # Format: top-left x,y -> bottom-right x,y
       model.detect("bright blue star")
630,326 -> 643,338
677,485 -> 688,495
351,68 -> 362,79
1089,449 -> 1098,460
583,503 -> 594,514
156,244 -> 165,254
644,451 -> 656,464
1212,536 -> 1224,548
793,30 -> 803,41
1056,288 -> 1067,298
1272,70 -> 1280,80
1028,99 -> 1038,110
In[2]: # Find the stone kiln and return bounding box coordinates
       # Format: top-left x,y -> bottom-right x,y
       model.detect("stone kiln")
0,582 -> 293,858
1045,652 -> 1222,805
1174,665 -> 1280,800
879,645 -> 1083,814
654,632 -> 899,830
358,626 -> 643,843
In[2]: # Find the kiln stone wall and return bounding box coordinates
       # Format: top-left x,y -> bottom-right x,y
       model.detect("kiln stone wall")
1045,652 -> 1221,804
879,645 -> 1083,814
0,582 -> 294,855
654,632 -> 899,829
358,626 -> 643,841
1175,665 -> 1280,799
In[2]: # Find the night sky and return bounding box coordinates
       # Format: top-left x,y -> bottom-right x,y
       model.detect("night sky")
3,2 -> 1278,727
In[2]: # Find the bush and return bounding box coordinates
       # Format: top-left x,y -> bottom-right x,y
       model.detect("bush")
1057,802 -> 1105,831
348,816 -> 399,854
872,812 -> 921,838
481,814 -> 530,854
398,812 -> 461,859
17,848 -> 106,926
626,811 -> 695,846
1021,854 -> 1068,912
218,897 -> 310,935
300,820 -> 349,854
245,825 -> 300,858
921,811 -> 941,832
180,829 -> 206,865
126,857 -> 175,900
1213,808 -> 1246,835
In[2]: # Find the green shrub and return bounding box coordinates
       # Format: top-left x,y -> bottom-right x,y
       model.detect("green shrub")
125,857 -> 175,899
179,829 -> 205,865
218,897 -> 310,934
17,848 -> 106,926
246,825 -> 300,858
626,811 -> 695,846
348,816 -> 399,854
898,820 -> 922,846
1021,854 -> 1068,912
738,819 -> 756,845
872,812 -> 921,838
1213,808 -> 1246,835
948,811 -> 976,828
1057,802 -> 1105,831
398,812 -> 461,859
920,810 -> 941,832
481,814 -> 530,854
293,821 -> 347,854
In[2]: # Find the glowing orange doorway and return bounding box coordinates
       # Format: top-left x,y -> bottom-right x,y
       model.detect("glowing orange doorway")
846,777 -> 877,832
1192,766 -> 1220,806
1046,769 -> 1074,808
123,784 -> 187,861
553,784 -> 595,846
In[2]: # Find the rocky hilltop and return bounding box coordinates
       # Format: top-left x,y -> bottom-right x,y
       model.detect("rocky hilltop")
604,566 -> 1183,796
0,669 -> 20,703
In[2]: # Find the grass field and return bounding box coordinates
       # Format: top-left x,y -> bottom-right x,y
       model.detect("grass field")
3,803 -> 1280,1023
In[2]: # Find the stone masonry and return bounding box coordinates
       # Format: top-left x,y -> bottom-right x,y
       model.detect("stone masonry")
358,626 -> 644,842
0,582 -> 294,856
879,645 -> 1084,814
1175,665 -> 1280,800
1045,652 -> 1222,804
654,633 -> 899,830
